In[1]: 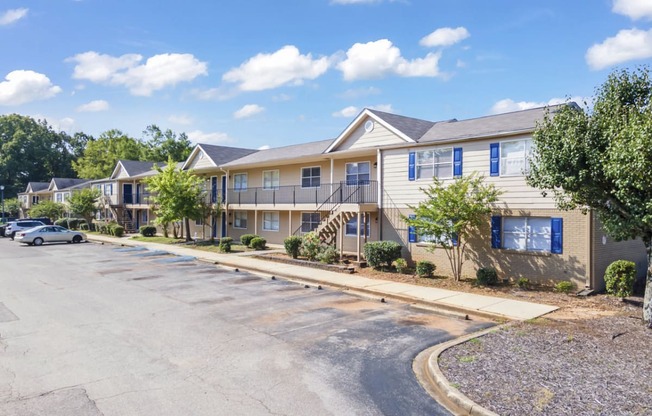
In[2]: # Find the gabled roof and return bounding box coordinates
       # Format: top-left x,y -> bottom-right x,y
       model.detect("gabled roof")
418,105 -> 566,144
110,160 -> 164,180
25,182 -> 49,193
49,178 -> 89,191
324,108 -> 435,153
221,139 -> 334,168
129,162 -> 185,180
182,144 -> 258,170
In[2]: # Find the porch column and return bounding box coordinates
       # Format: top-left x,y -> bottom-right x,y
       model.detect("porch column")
288,211 -> 292,236
254,209 -> 258,235
356,211 -> 361,262
339,211 -> 344,260
330,158 -> 335,193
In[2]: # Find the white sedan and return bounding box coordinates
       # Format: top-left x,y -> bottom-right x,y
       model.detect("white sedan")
15,225 -> 87,246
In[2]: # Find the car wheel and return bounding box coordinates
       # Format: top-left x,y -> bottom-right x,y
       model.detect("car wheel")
9,232 -> 15,240
72,235 -> 82,244
33,238 -> 44,246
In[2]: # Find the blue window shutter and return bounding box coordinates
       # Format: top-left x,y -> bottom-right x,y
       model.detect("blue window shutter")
408,152 -> 416,181
408,214 -> 417,243
551,218 -> 563,254
490,143 -> 500,176
453,147 -> 463,177
491,216 -> 501,248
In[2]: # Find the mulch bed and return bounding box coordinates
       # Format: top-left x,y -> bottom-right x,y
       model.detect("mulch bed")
439,310 -> 652,415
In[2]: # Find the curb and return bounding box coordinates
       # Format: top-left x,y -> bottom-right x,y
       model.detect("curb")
413,324 -> 513,416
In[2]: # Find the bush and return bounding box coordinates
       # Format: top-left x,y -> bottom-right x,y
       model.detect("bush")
476,267 -> 499,286
54,218 -> 68,228
240,234 -> 258,247
363,241 -> 403,269
317,246 -> 339,264
554,281 -> 576,294
604,260 -> 636,298
284,236 -> 302,259
139,225 -> 157,237
79,223 -> 90,231
517,277 -> 530,290
416,260 -> 435,277
67,218 -> 80,230
111,225 -> 124,237
249,237 -> 267,250
393,258 -> 409,274
301,232 -> 322,261
219,237 -> 233,253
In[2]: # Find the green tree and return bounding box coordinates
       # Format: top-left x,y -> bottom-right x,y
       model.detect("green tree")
67,188 -> 101,226
141,125 -> 193,162
0,114 -> 76,196
527,67 -> 652,326
145,160 -> 206,241
72,130 -> 146,179
404,174 -> 501,281
3,197 -> 21,217
28,200 -> 65,220
196,197 -> 222,240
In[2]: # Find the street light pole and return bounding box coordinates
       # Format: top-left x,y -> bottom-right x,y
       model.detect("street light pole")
0,185 -> 5,224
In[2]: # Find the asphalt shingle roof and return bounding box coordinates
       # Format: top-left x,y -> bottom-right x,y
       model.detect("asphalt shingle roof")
366,109 -> 437,141
51,178 -> 89,190
118,160 -> 165,177
198,144 -> 258,166
26,182 -> 49,192
221,139 -> 334,167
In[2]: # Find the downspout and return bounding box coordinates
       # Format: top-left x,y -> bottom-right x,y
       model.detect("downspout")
587,210 -> 594,290
377,148 -> 383,241
220,168 -> 229,238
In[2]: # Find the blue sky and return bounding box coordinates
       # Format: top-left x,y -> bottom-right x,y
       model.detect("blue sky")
1,0 -> 652,150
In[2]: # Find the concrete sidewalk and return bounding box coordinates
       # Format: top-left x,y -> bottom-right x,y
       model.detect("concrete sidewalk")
87,234 -> 558,321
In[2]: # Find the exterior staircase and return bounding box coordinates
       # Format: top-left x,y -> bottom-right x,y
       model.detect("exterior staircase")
315,208 -> 356,245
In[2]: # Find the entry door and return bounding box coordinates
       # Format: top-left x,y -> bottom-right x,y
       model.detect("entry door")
221,175 -> 227,202
123,184 -> 133,204
211,176 -> 218,203
136,184 -> 141,204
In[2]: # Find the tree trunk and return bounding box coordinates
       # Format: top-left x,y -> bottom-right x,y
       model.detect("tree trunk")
644,241 -> 652,328
184,217 -> 191,242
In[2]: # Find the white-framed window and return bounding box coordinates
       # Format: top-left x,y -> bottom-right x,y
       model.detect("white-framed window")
142,211 -> 148,223
416,148 -> 453,180
345,162 -> 370,185
263,211 -> 279,231
196,217 -> 203,226
233,211 -> 247,229
301,167 -> 321,188
56,193 -> 63,203
301,212 -> 321,233
500,139 -> 532,176
32,196 -> 39,204
233,173 -> 247,191
263,170 -> 280,190
63,192 -> 70,202
345,214 -> 371,237
503,217 -> 551,252
104,184 -> 113,196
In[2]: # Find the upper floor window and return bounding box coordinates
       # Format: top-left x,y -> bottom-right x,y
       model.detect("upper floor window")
104,184 -> 113,196
346,162 -> 370,185
234,173 -> 247,191
416,148 -> 453,180
301,167 -> 321,188
263,170 -> 280,190
56,193 -> 63,203
500,139 -> 532,176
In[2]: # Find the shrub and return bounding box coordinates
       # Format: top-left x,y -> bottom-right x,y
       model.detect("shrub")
139,225 -> 157,237
393,258 -> 409,274
67,218 -> 80,230
476,267 -> 499,286
554,281 -> 576,294
604,260 -> 636,298
517,277 -> 530,290
249,237 -> 267,250
301,232 -> 322,261
219,237 -> 233,253
79,223 -> 90,231
55,218 -> 68,228
284,236 -> 302,259
416,260 -> 435,277
240,234 -> 258,247
317,246 -> 339,264
363,241 -> 402,269
111,225 -> 125,237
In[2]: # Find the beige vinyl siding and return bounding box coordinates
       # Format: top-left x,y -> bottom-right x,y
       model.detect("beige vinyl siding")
186,150 -> 215,170
335,119 -> 406,151
381,134 -> 557,209
114,165 -> 130,179
229,162 -> 330,189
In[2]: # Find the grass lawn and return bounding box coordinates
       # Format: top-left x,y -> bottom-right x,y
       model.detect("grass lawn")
130,235 -> 185,244
192,243 -> 250,254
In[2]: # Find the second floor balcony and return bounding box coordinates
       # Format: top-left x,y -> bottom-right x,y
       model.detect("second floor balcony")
227,181 -> 378,208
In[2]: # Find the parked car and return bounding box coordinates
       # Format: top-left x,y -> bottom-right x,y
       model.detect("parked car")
5,220 -> 45,240
14,225 -> 86,246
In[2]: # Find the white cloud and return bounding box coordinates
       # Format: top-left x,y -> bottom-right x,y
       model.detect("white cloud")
586,28 -> 652,70
420,27 -> 470,48
76,99 -> 109,112
490,96 -> 589,114
613,0 -> 652,20
168,114 -> 193,125
0,70 -> 62,105
223,45 -> 330,91
0,8 -> 28,25
258,145 -> 271,150
370,103 -> 394,113
186,130 -> 232,145
32,114 -> 75,133
333,106 -> 360,118
234,104 -> 265,119
68,51 -> 208,96
337,39 -> 441,80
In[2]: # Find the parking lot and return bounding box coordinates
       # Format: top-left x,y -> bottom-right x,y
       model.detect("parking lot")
0,239 -> 493,415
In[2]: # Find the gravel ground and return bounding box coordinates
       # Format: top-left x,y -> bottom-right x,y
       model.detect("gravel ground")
439,310 -> 652,415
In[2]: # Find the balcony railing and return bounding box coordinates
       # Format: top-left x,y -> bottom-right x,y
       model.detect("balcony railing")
123,192 -> 155,205
227,181 -> 378,207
